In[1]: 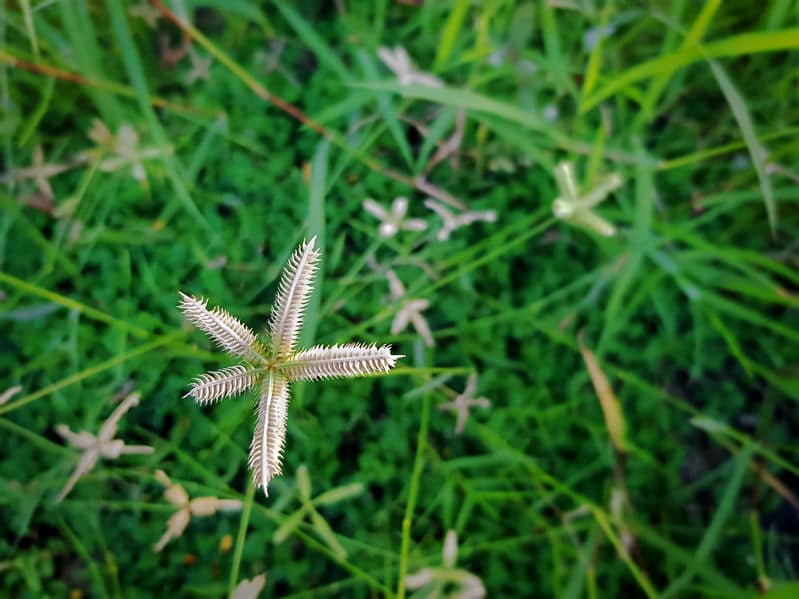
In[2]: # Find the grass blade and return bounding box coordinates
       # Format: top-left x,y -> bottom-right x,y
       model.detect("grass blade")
579,339 -> 627,452
662,444 -> 754,598
583,28 -> 799,111
708,60 -> 777,235
104,0 -> 211,235
273,1 -> 349,80
434,0 -> 469,70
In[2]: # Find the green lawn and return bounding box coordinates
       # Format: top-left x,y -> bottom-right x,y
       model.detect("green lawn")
1,1 -> 798,597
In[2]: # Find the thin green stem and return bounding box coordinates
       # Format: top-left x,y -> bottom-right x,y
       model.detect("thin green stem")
228,480 -> 257,595
396,392 -> 431,599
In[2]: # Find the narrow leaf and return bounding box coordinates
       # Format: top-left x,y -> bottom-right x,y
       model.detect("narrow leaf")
579,340 -> 627,452
310,509 -> 347,560
708,60 -> 776,235
583,28 -> 799,111
662,446 -> 753,598
300,140 -> 328,347
434,0 -> 470,69
315,482 -> 365,506
764,583 -> 799,599
297,464 -> 312,501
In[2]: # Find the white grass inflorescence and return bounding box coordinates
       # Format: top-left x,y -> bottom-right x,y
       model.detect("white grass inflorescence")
179,236 -> 403,496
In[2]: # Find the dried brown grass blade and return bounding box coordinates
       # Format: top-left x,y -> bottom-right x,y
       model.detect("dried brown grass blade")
579,337 -> 627,452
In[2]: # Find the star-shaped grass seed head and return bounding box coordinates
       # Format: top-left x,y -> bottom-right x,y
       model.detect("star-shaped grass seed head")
405,530 -> 486,599
179,237 -> 403,496
129,0 -> 160,28
7,144 -> 70,201
56,391 -> 153,502
424,198 -> 496,241
153,469 -> 242,552
362,196 -> 427,238
31,145 -> 55,199
386,269 -> 435,347
185,48 -> 212,84
438,374 -> 491,435
552,161 -> 621,237
85,119 -> 155,186
377,46 -> 442,88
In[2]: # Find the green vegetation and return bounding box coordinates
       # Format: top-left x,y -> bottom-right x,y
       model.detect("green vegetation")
1,1 -> 798,597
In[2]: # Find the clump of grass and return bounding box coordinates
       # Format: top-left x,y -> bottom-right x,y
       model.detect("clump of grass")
1,2 -> 798,597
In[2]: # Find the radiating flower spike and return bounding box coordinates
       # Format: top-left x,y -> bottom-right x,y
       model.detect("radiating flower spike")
405,529 -> 486,598
248,373 -> 290,495
281,343 -> 402,381
267,236 -> 320,357
185,365 -> 261,405
179,292 -> 265,363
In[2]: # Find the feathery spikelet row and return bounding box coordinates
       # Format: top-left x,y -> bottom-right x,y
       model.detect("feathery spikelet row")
280,343 -> 401,381
179,292 -> 265,363
267,236 -> 320,357
186,365 -> 261,405
248,373 -> 290,495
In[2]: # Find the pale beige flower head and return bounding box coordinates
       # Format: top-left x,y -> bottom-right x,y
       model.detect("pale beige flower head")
129,1 -> 160,28
5,145 -> 70,201
153,469 -> 242,552
84,118 -> 171,186
386,269 -> 435,347
438,374 -> 491,434
186,47 -> 212,84
363,196 -> 427,238
405,530 -> 486,599
56,391 -> 153,502
377,46 -> 442,88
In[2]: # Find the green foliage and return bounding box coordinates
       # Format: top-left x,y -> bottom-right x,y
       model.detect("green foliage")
1,1 -> 798,597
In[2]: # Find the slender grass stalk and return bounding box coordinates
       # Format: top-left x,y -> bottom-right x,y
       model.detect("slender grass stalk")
228,481 -> 257,595
396,392 -> 431,599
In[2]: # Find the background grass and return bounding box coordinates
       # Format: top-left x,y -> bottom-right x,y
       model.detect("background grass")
1,1 -> 798,597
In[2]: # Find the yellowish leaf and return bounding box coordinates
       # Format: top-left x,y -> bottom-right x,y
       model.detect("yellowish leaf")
579,341 -> 627,452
